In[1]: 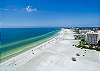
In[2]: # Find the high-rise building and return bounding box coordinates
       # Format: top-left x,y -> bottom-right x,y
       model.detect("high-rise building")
96,30 -> 100,40
86,32 -> 98,45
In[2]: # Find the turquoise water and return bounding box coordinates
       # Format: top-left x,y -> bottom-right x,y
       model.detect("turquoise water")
0,28 -> 60,62
0,28 -> 59,44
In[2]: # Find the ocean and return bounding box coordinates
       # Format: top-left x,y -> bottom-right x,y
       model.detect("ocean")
0,28 -> 60,44
0,28 -> 60,62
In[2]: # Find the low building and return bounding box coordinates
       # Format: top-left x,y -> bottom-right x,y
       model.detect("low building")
85,32 -> 99,45
79,30 -> 92,34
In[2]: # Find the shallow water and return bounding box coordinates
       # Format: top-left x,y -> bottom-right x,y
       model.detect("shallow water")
0,28 -> 60,61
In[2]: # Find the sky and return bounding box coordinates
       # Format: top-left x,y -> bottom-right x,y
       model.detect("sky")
0,0 -> 100,27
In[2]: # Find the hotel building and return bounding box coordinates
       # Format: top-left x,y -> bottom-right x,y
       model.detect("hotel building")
85,32 -> 99,45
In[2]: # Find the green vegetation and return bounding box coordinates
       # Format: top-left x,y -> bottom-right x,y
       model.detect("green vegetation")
95,46 -> 100,51
76,39 -> 100,51
96,40 -> 100,51
74,29 -> 100,51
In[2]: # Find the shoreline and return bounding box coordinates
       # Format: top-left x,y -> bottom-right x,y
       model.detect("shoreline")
0,29 -> 100,71
0,29 -> 62,71
0,29 -> 60,63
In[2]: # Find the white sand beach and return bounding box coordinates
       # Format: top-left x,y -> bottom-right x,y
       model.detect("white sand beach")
0,29 -> 100,71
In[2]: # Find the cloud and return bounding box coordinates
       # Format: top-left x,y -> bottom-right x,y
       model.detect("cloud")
0,8 -> 9,11
0,22 -> 3,28
3,9 -> 9,11
0,8 -> 17,12
0,6 -> 38,13
25,5 -> 38,13
32,8 -> 38,12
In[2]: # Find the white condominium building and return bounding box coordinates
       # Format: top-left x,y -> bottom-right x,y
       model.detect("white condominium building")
86,32 -> 98,45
